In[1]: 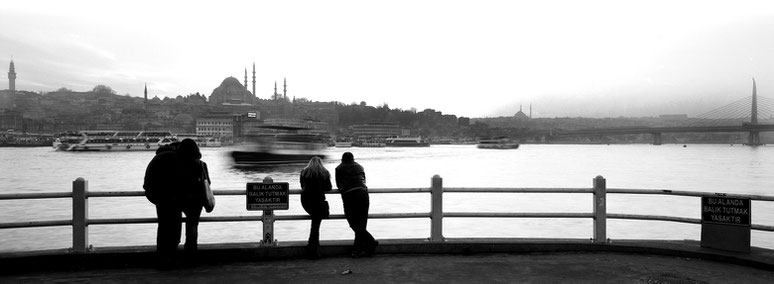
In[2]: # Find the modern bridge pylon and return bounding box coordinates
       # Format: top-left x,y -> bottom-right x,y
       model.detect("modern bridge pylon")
749,78 -> 761,145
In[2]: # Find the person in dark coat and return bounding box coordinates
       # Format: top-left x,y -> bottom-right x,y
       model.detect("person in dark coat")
175,138 -> 208,255
335,152 -> 378,257
143,138 -> 208,268
299,156 -> 332,259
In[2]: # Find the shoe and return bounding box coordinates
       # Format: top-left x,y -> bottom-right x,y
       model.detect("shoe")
363,240 -> 379,256
350,250 -> 365,258
306,246 -> 322,260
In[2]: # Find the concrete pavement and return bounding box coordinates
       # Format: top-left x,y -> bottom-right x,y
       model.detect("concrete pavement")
4,252 -> 774,283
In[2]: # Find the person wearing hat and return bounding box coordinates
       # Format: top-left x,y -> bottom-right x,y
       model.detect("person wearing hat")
335,152 -> 378,257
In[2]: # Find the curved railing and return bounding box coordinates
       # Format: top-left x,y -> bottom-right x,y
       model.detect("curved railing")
1,175 -> 773,253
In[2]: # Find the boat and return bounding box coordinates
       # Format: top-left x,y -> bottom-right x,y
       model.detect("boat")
385,137 -> 430,147
477,137 -> 520,149
334,137 -> 353,148
1,131 -> 56,147
230,126 -> 328,166
354,139 -> 386,148
52,131 -> 178,151
176,134 -> 223,147
334,141 -> 353,148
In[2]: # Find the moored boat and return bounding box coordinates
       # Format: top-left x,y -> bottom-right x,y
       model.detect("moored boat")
477,137 -> 520,149
385,136 -> 430,147
53,131 -> 178,151
176,134 -> 223,147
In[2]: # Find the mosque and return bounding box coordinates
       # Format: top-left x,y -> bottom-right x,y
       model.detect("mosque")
208,62 -> 288,105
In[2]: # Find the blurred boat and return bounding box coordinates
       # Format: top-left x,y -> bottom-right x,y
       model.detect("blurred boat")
230,126 -> 328,166
53,131 -> 177,151
477,137 -> 520,149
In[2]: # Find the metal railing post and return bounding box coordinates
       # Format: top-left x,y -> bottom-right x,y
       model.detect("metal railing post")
593,175 -> 607,243
261,176 -> 276,246
430,174 -> 444,242
72,177 -> 89,252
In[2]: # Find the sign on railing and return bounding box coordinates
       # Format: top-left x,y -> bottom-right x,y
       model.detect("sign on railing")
701,196 -> 751,226
701,196 -> 751,253
246,182 -> 289,210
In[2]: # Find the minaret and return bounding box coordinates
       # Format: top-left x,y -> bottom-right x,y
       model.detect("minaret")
252,62 -> 256,97
283,77 -> 287,100
274,81 -> 278,100
8,60 -> 16,92
244,69 -> 248,90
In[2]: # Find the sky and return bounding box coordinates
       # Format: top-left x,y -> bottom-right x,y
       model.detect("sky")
2,0 -> 774,118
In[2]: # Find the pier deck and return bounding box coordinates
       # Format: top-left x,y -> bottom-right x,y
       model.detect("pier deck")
2,239 -> 774,282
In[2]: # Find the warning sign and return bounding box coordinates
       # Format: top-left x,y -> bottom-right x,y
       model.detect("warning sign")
701,196 -> 751,226
246,182 -> 289,210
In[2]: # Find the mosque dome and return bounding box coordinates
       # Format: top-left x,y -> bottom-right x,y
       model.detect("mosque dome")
209,76 -> 255,105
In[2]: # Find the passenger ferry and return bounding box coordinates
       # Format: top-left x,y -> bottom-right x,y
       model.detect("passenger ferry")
176,134 -> 223,147
53,131 -> 178,151
477,137 -> 520,149
385,137 -> 430,147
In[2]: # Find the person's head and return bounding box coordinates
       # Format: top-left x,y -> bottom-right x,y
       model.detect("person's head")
341,152 -> 354,163
176,138 -> 201,160
301,156 -> 327,178
155,142 -> 179,154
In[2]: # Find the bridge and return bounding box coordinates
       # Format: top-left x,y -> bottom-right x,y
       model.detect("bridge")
553,79 -> 774,145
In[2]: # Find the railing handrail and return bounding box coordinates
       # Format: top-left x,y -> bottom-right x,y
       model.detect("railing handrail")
4,187 -> 774,201
2,175 -> 773,254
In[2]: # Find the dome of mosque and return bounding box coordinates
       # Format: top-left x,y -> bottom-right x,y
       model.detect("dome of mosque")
209,76 -> 255,105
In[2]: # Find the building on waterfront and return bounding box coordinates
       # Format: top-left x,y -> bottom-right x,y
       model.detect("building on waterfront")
263,117 -> 329,134
209,77 -> 257,105
7,60 -> 16,92
196,116 -> 234,140
349,123 -> 403,140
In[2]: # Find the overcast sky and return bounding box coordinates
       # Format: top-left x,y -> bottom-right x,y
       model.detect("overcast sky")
2,0 -> 774,118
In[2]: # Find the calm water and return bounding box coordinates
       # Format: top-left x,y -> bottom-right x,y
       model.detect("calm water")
1,144 -> 773,252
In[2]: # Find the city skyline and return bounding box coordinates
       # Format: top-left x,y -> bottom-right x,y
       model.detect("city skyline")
2,0 -> 774,118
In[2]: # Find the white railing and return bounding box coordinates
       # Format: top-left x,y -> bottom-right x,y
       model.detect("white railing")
1,175 -> 773,253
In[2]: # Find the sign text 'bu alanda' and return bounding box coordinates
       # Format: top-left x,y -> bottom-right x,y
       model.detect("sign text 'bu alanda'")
246,182 -> 289,210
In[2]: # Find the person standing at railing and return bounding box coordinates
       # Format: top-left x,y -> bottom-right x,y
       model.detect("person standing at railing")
335,152 -> 378,257
300,156 -> 332,259
176,138 -> 209,260
143,138 -> 209,269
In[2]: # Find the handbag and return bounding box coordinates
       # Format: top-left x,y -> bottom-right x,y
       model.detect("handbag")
203,179 -> 215,213
201,161 -> 215,213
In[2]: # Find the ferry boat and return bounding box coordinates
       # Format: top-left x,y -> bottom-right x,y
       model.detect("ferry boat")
230,126 -> 328,166
53,131 -> 178,151
477,137 -> 520,149
385,137 -> 430,147
334,137 -> 353,148
176,134 -> 223,147
334,141 -> 353,148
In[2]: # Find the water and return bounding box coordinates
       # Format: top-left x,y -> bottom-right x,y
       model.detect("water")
1,144 -> 773,252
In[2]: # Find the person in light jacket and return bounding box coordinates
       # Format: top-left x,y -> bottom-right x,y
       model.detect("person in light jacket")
300,156 -> 332,259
